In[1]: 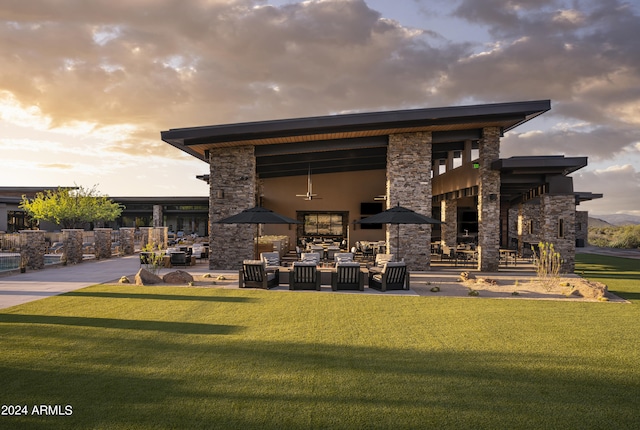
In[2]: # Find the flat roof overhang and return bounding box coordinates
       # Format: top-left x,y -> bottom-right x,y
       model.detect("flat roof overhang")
161,100 -> 551,179
492,156 -> 589,203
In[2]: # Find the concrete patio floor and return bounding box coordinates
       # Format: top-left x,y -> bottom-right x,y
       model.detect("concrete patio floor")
1,245 -> 635,310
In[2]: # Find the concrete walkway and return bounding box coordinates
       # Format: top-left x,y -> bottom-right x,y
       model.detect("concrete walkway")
0,255 -> 142,310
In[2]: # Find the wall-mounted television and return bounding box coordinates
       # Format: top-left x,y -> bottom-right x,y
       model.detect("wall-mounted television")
360,202 -> 383,215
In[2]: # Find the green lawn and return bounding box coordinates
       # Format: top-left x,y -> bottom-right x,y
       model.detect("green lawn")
1,255 -> 639,429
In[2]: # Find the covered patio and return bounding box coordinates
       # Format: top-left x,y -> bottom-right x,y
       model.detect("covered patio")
161,99 -> 599,272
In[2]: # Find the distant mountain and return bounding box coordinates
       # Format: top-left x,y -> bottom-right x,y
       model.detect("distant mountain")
592,214 -> 640,226
588,217 -> 612,228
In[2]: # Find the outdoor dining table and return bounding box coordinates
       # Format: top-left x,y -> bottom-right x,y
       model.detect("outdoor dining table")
499,249 -> 518,266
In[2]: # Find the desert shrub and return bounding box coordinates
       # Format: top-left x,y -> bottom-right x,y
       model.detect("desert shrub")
532,242 -> 563,292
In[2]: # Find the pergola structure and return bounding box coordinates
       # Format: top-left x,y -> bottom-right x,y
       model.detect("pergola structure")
161,100 -> 600,272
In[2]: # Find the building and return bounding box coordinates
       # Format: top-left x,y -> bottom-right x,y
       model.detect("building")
0,189 -> 208,237
162,99 -> 601,272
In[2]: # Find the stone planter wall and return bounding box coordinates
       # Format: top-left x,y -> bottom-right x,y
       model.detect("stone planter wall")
94,228 -> 112,259
62,229 -> 84,264
19,230 -> 46,270
387,132 -> 432,271
119,227 -> 135,255
139,227 -> 153,249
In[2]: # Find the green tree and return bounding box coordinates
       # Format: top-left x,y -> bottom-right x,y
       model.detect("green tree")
20,185 -> 123,229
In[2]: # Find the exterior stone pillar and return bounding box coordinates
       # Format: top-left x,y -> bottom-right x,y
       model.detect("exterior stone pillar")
62,229 -> 84,264
94,228 -> 112,259
540,195 -> 576,273
139,227 -> 153,249
119,227 -> 135,255
387,132 -> 432,270
440,199 -> 458,251
508,205 -> 519,251
153,205 -> 163,228
152,227 -> 168,249
19,230 -> 46,270
209,146 -> 256,270
477,127 -> 501,272
575,211 -> 588,247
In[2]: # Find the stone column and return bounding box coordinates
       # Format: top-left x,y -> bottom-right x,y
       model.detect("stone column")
139,227 -> 153,249
387,132 -> 432,270
477,127 -> 501,272
440,199 -> 458,251
19,230 -> 46,270
152,227 -> 168,249
153,205 -> 163,228
62,229 -> 84,264
540,195 -> 576,273
94,228 -> 112,259
209,146 -> 256,270
575,211 -> 588,247
119,227 -> 135,255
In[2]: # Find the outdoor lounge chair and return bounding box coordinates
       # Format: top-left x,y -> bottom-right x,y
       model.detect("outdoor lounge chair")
260,251 -> 280,270
373,253 -> 394,268
300,252 -> 321,265
169,251 -> 188,267
240,260 -> 279,289
368,262 -> 409,292
289,262 -> 321,290
334,252 -> 354,263
331,262 -> 364,291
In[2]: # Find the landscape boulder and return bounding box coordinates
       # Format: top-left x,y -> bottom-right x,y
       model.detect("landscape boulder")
135,268 -> 163,286
163,270 -> 194,284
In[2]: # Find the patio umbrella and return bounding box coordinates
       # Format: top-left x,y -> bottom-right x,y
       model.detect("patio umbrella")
356,203 -> 443,259
214,206 -> 300,259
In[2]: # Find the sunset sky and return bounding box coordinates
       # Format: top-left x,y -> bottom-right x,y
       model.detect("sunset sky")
0,0 -> 638,215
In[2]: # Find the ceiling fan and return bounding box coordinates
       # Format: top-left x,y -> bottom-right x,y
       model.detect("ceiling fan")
296,165 -> 321,200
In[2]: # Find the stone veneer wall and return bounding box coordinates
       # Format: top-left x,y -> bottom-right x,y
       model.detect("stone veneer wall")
440,199 -> 458,251
540,194 -> 576,273
508,205 -> 519,251
19,230 -> 46,270
94,228 -> 112,259
62,229 -> 84,264
387,132 -> 432,271
119,227 -> 135,255
576,211 -> 588,247
153,205 -> 163,227
139,227 -> 153,249
209,146 -> 256,270
152,227 -> 168,249
477,127 -> 501,272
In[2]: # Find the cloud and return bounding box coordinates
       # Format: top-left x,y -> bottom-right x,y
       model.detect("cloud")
573,164 -> 640,215
0,0 -> 638,212
38,163 -> 74,169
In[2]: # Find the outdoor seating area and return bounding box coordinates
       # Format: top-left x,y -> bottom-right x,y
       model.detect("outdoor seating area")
233,250 -> 409,292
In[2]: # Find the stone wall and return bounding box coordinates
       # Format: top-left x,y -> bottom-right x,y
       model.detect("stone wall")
209,146 -> 256,270
119,227 -> 135,255
139,227 -> 153,249
440,199 -> 458,251
152,227 -> 168,249
576,211 -> 588,247
62,229 -> 84,264
94,228 -> 112,259
153,205 -> 163,227
477,127 -> 501,272
540,194 -> 576,273
387,132 -> 432,270
19,230 -> 45,270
